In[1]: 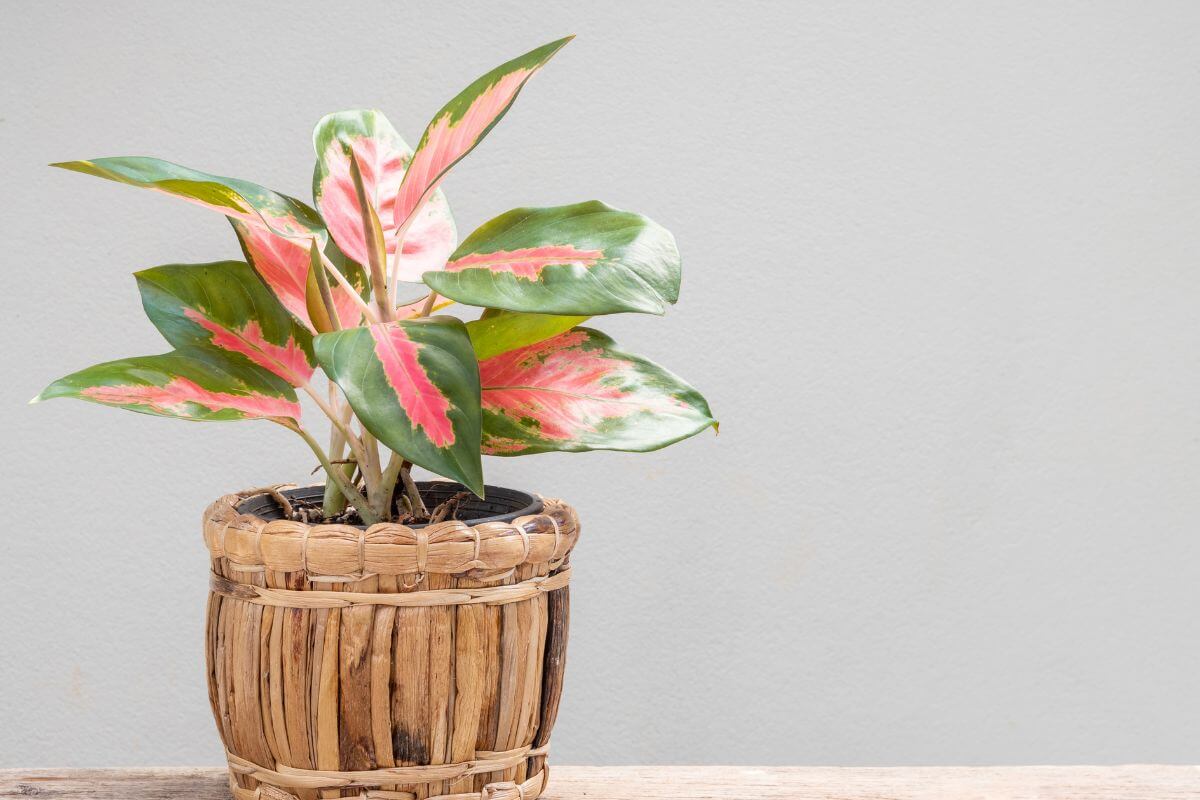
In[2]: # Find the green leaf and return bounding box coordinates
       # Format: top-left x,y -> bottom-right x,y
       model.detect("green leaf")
135,261 -> 316,386
52,156 -> 322,237
35,346 -> 301,422
53,155 -> 366,331
479,328 -> 714,455
313,318 -> 483,495
466,309 -> 588,361
424,201 -> 680,315
393,37 -> 571,246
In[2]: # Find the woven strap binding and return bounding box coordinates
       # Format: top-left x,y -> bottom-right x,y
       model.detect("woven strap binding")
226,744 -> 547,790
230,768 -> 547,800
211,567 -> 570,608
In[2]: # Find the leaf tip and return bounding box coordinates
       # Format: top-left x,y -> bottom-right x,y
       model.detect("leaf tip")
30,381 -> 61,404
537,35 -> 574,60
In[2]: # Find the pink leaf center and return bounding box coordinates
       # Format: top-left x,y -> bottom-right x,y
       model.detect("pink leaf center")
394,69 -> 533,231
317,136 -> 456,282
369,324 -> 456,447
236,222 -> 362,331
82,378 -> 299,419
479,332 -> 623,440
447,245 -> 603,280
184,309 -> 314,385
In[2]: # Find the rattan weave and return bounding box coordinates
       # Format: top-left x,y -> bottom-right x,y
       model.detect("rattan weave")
203,488 -> 578,800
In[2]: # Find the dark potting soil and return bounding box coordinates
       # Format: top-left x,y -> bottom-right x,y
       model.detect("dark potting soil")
236,482 -> 542,529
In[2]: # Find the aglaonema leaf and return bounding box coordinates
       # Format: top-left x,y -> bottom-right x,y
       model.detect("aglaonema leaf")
231,219 -> 367,332
52,156 -> 319,237
313,318 -> 483,495
52,155 -> 365,332
466,309 -> 588,361
135,261 -> 316,387
312,110 -> 456,283
35,345 -> 301,422
424,201 -> 680,315
478,328 -> 715,455
392,37 -> 571,261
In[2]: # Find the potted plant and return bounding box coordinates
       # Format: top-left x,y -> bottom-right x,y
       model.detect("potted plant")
36,36 -> 715,800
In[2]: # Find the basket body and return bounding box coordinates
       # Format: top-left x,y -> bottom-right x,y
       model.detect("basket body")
202,486 -> 578,800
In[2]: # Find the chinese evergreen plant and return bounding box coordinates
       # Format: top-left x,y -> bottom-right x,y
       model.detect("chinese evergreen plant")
36,36 -> 715,524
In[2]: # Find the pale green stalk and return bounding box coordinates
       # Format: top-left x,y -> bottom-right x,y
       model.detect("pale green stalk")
276,419 -> 377,524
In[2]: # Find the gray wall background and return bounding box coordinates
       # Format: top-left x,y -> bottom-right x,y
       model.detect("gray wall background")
3,0 -> 1199,767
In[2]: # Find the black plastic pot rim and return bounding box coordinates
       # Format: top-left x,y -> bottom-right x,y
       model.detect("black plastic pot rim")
236,481 -> 543,529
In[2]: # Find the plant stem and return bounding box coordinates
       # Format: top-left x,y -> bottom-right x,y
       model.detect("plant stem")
277,419 -> 377,524
298,381 -> 368,468
399,462 -> 428,518
320,250 -> 380,324
380,451 -> 404,516
419,291 -> 440,317
358,427 -> 385,516
322,384 -> 350,518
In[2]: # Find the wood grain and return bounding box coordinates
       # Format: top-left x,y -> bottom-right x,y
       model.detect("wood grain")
2,765 -> 1197,799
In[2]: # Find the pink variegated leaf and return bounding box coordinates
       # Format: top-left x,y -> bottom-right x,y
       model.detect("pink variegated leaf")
35,346 -> 301,422
479,328 -> 714,455
51,155 -> 365,332
425,201 -> 680,315
232,221 -> 366,332
313,110 -> 456,283
51,156 -> 319,237
391,37 -> 571,276
314,317 -> 483,495
135,261 -> 316,387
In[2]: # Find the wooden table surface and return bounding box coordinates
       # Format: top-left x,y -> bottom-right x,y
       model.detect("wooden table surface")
1,766 -> 1197,799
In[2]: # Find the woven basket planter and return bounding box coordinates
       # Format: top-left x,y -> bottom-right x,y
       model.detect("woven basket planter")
202,483 -> 579,800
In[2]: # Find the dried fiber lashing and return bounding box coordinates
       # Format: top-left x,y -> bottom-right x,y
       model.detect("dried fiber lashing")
203,488 -> 578,800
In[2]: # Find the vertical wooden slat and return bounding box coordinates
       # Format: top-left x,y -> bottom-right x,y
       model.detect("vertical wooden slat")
529,579 -> 570,782
448,599 -> 486,794
338,574 -> 377,773
371,574 -> 398,793
217,561 -> 248,793
204,592 -> 225,748
392,599 -> 431,771
495,588 -> 534,784
281,602 -> 313,767
232,573 -> 275,772
425,573 -> 455,799
265,597 -> 292,766
315,603 -> 341,799
282,600 -> 317,800
510,562 -> 547,784
473,593 -> 504,792
258,601 -> 281,763
207,589 -> 233,750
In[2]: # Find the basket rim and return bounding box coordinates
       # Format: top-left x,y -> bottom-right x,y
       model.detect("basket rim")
203,484 -> 578,579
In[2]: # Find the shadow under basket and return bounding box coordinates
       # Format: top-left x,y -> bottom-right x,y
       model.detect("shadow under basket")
203,482 -> 579,800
